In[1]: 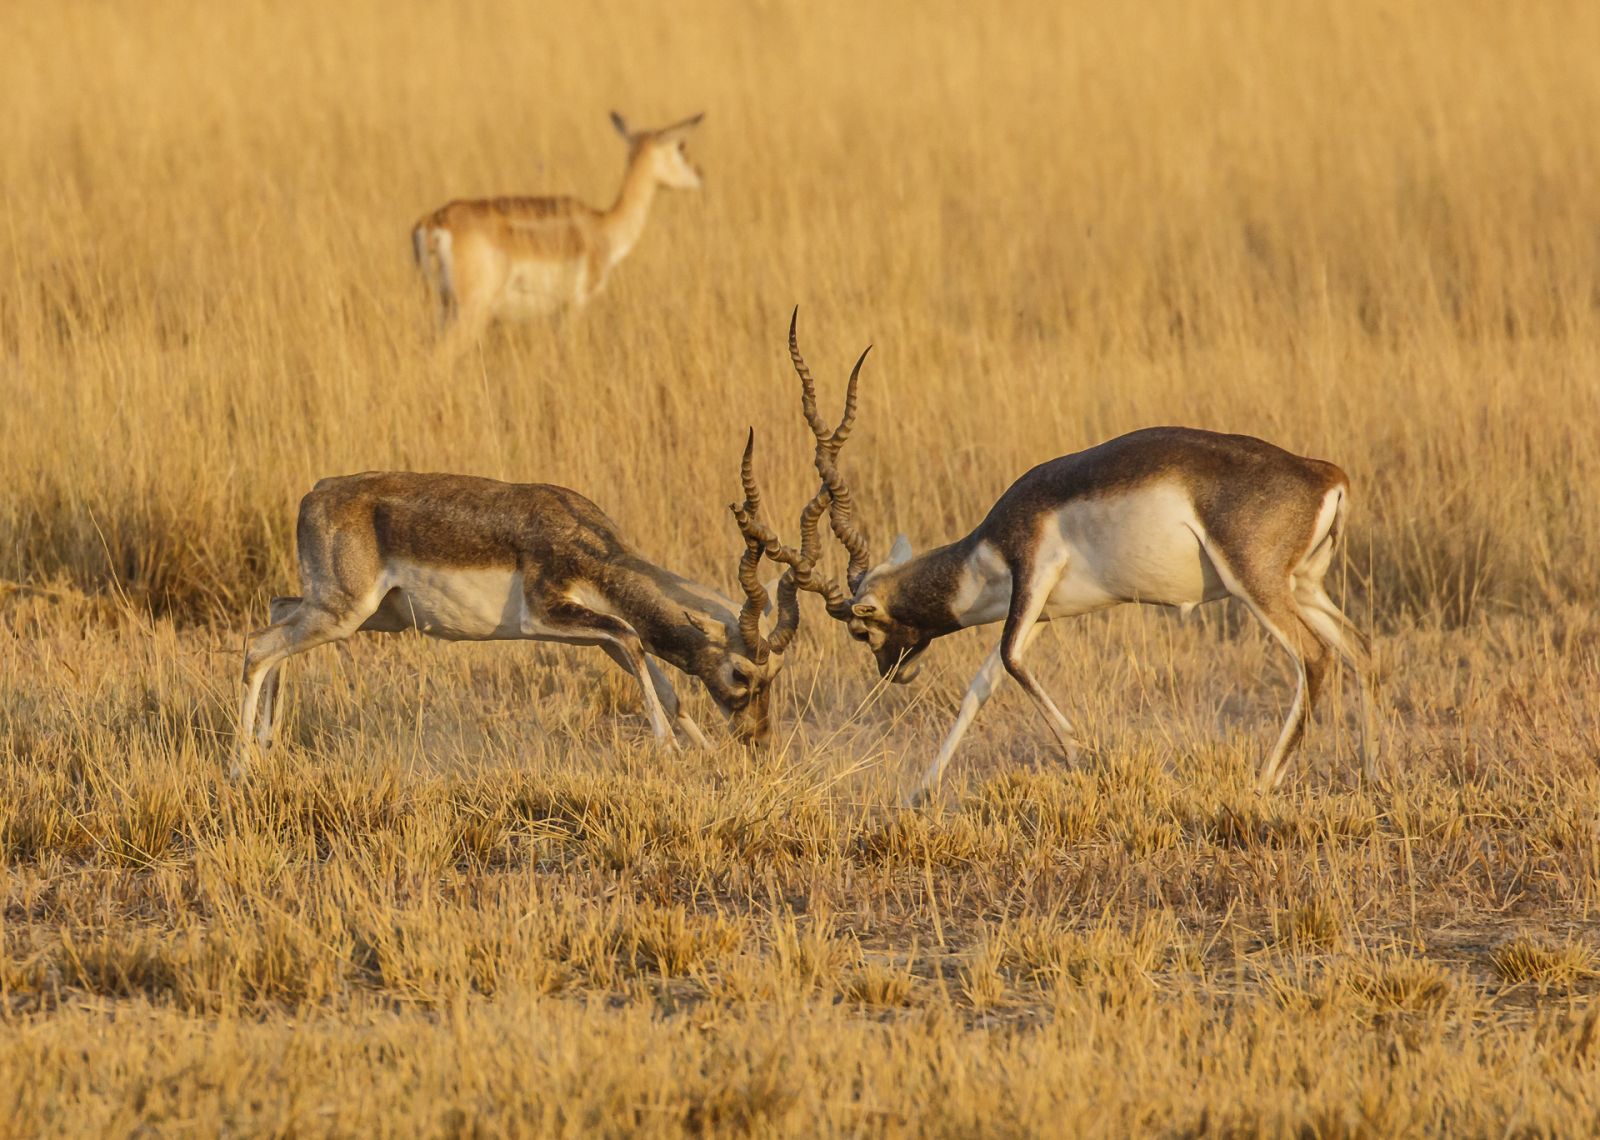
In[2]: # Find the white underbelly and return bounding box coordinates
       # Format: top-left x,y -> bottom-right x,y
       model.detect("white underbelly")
1047,485 -> 1227,615
378,564 -> 528,640
496,257 -> 582,318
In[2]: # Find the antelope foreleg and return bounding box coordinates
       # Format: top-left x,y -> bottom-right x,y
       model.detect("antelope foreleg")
908,618 -> 1053,808
998,568 -> 1080,761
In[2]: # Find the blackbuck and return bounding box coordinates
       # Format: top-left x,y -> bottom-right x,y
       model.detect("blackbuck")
759,312 -> 1378,802
236,464 -> 806,776
411,110 -> 704,355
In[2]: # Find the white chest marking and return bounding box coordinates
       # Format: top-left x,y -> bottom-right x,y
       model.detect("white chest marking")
949,542 -> 1013,626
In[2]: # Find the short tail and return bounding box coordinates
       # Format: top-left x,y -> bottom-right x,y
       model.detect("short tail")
1292,477 -> 1379,780
1327,482 -> 1348,552
410,219 -> 454,319
411,221 -> 428,270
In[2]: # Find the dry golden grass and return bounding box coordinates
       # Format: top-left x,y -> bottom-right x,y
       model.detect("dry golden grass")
3,0 -> 1599,1134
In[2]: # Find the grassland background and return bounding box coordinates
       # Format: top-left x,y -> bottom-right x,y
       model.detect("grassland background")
2,0 -> 1598,1134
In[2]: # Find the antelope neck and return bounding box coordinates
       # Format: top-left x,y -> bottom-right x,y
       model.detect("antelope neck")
880,539 -> 978,636
600,151 -> 661,265
601,554 -> 745,670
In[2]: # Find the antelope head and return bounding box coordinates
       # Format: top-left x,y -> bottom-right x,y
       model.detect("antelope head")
611,110 -> 705,191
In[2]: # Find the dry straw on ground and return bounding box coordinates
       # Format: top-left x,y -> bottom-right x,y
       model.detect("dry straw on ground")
2,0 -> 1598,1135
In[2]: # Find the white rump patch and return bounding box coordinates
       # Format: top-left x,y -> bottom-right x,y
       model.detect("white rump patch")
1295,485 -> 1344,584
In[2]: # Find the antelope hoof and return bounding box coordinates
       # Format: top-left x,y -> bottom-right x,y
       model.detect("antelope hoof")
1253,765 -> 1285,795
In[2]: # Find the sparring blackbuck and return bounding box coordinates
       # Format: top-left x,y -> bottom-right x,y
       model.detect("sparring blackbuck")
235,463 -> 806,777
411,110 -> 704,356
759,311 -> 1378,802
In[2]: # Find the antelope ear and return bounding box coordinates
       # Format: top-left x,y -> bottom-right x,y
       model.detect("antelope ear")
851,600 -> 884,621
888,533 -> 914,566
660,111 -> 704,141
684,610 -> 727,645
610,110 -> 631,138
727,652 -> 760,686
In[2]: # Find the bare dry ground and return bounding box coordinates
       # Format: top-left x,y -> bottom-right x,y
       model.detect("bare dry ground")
2,0 -> 1598,1134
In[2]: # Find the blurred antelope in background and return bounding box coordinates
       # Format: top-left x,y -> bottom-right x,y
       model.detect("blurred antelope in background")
236,450 -> 815,777
760,312 -> 1378,804
411,110 -> 704,356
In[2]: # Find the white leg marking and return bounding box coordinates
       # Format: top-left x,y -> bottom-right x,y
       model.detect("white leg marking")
602,645 -> 701,749
255,596 -> 302,747
595,639 -> 678,749
1001,565 -> 1079,761
910,619 -> 1053,806
1200,544 -> 1312,791
913,644 -> 1006,804
642,657 -> 709,748
1259,635 -> 1309,790
1296,586 -> 1379,781
237,589 -> 385,778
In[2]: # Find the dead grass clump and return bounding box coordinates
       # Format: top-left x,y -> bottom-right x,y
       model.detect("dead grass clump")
245,762 -> 411,856
610,902 -> 747,981
92,779 -> 188,866
996,913 -> 1177,997
445,810 -> 516,868
958,939 -> 1009,1010
678,1046 -> 802,1135
1,785 -> 92,863
1110,813 -> 1183,858
185,906 -> 352,1011
53,928 -> 181,1002
839,961 -> 916,1009
1343,952 -> 1456,1014
512,771 -> 630,840
969,770 -> 1102,847
340,894 -> 575,1003
511,771 -> 724,872
1263,973 -> 1341,1016
1491,935 -> 1597,989
191,832 -> 295,906
856,810 -> 1013,868
1271,896 -> 1347,952
712,798 -> 844,868
442,781 -> 522,864
1200,803 -> 1307,850
1544,1006 -> 1600,1071
770,912 -> 862,992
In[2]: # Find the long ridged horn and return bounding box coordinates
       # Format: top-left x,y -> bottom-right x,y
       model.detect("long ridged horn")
788,310 -> 875,597
730,429 -> 772,663
730,429 -> 852,651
